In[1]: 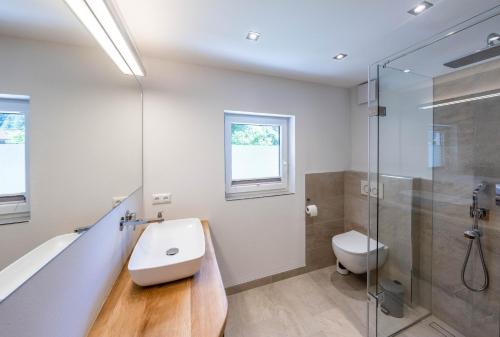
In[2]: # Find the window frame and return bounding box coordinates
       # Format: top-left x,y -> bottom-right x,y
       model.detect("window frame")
0,95 -> 30,225
224,111 -> 294,200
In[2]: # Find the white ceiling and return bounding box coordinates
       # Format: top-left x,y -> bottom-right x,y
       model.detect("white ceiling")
1,0 -> 500,87
115,0 -> 500,87
0,0 -> 92,45
389,13 -> 500,79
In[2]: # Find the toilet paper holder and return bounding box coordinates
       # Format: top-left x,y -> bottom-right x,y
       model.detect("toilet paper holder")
305,204 -> 318,217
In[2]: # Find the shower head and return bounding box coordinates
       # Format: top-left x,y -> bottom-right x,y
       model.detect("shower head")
444,32 -> 500,68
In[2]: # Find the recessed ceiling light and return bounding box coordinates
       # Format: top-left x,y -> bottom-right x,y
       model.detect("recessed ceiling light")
333,53 -> 347,60
246,31 -> 261,41
403,69 -> 411,73
408,1 -> 433,15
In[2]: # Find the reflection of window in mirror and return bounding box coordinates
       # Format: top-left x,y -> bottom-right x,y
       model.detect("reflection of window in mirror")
0,95 -> 30,225
428,129 -> 444,168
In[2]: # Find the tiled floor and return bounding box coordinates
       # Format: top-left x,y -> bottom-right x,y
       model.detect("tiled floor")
225,266 -> 365,337
225,266 -> 432,337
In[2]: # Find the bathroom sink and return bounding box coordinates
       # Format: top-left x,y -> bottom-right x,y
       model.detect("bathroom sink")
128,218 -> 205,286
0,232 -> 80,302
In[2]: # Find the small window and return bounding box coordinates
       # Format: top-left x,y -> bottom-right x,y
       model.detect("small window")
224,111 -> 295,200
0,95 -> 30,225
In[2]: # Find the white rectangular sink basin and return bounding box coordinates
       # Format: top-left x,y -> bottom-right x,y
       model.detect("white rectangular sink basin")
128,218 -> 205,286
0,232 -> 80,302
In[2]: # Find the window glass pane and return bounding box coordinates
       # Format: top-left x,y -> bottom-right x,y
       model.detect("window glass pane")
0,111 -> 26,195
231,123 -> 280,180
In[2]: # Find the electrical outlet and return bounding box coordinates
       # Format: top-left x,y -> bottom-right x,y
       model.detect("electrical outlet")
112,196 -> 127,208
152,193 -> 172,205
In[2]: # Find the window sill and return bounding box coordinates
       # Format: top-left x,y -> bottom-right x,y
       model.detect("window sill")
225,190 -> 294,201
0,212 -> 30,225
0,202 -> 31,225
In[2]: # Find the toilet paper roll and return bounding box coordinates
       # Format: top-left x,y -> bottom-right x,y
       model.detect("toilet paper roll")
305,205 -> 318,217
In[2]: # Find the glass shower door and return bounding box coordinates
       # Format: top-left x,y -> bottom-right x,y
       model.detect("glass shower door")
368,7 -> 500,336
368,64 -> 434,337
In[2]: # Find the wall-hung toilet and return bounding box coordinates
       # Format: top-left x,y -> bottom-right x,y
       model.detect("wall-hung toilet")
332,230 -> 388,274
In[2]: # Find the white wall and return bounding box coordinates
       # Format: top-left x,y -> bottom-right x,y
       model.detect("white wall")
348,74 -> 433,180
0,188 -> 143,337
142,58 -> 350,287
0,36 -> 142,269
349,86 -> 369,172
377,71 -> 433,179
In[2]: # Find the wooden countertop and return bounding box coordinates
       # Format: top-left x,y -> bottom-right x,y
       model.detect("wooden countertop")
88,220 -> 228,337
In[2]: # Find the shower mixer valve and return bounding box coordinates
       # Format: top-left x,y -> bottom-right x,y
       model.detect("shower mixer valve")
469,205 -> 489,220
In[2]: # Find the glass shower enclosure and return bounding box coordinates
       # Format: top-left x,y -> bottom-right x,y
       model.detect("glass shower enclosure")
368,5 -> 500,337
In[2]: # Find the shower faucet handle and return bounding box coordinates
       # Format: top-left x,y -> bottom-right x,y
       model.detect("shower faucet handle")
470,205 -> 489,220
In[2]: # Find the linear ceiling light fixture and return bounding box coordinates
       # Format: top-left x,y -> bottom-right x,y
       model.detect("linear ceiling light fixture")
420,91 -> 500,110
64,0 -> 145,76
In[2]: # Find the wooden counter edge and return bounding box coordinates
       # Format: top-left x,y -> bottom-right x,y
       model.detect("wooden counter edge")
87,219 -> 228,337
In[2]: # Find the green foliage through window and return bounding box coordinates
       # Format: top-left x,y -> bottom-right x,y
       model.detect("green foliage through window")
0,113 -> 25,144
231,124 -> 279,146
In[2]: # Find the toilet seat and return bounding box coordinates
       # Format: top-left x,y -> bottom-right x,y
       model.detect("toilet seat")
331,230 -> 388,274
332,230 -> 384,255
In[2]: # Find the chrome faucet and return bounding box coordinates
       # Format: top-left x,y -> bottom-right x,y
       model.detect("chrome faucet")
470,182 -> 488,220
120,210 -> 164,231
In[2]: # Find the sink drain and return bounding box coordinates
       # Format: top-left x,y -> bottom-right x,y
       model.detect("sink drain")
166,248 -> 179,256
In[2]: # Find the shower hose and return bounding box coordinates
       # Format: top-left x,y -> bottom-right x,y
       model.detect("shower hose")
461,215 -> 489,292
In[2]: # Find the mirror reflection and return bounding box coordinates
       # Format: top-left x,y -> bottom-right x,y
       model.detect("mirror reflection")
0,0 -> 142,300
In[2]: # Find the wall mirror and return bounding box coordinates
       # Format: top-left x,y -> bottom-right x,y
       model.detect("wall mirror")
0,0 -> 143,301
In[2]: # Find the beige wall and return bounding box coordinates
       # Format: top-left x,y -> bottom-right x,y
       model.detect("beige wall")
305,171 -> 344,270
344,170 -> 368,233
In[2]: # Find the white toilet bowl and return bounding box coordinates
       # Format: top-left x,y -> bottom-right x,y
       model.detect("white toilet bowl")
332,230 -> 388,274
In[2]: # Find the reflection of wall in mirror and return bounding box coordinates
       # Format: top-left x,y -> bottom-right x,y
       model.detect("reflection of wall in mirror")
0,35 -> 142,270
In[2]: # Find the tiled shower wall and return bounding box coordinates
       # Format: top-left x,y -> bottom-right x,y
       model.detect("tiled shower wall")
431,58 -> 500,337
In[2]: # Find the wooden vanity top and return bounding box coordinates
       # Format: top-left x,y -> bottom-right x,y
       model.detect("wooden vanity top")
88,220 -> 228,337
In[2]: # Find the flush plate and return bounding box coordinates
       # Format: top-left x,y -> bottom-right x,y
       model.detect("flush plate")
360,180 -> 383,199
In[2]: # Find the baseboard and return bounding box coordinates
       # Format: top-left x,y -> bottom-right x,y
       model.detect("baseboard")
225,263 -> 336,295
